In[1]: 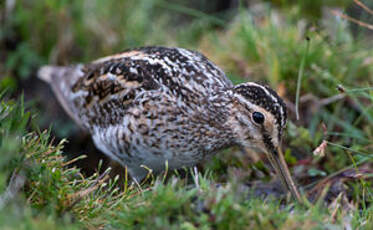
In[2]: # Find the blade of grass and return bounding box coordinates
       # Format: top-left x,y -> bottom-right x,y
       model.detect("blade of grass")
346,87 -> 373,93
295,37 -> 311,120
156,0 -> 226,27
326,141 -> 373,157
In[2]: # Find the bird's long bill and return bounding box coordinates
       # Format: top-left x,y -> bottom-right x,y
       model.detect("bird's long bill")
266,147 -> 302,203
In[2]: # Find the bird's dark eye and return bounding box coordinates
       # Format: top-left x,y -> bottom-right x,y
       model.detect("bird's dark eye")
252,112 -> 265,124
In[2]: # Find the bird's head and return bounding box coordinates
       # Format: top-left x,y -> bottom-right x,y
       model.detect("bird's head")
229,82 -> 301,202
230,82 -> 286,153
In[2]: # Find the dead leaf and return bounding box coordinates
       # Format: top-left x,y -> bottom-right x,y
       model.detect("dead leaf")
313,140 -> 328,157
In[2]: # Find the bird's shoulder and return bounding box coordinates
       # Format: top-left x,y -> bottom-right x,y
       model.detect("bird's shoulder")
72,46 -> 232,98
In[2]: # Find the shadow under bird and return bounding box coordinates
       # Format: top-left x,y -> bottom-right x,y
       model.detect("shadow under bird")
38,46 -> 302,202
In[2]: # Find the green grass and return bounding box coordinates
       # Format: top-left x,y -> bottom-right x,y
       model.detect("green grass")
1,0 -> 373,229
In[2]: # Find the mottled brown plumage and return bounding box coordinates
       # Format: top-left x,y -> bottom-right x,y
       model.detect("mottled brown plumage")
39,46 -> 301,202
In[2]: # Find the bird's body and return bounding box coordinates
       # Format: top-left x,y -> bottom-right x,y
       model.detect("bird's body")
39,46 -> 302,202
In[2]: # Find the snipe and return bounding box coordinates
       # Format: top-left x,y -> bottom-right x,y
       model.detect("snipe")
39,46 -> 302,202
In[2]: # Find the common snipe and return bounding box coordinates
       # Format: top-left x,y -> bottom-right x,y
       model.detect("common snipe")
39,46 -> 301,202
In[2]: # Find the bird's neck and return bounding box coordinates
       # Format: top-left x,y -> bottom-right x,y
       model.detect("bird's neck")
201,89 -> 238,152
207,88 -> 255,149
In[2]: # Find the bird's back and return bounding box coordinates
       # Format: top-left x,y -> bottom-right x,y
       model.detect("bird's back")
39,46 -> 233,130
